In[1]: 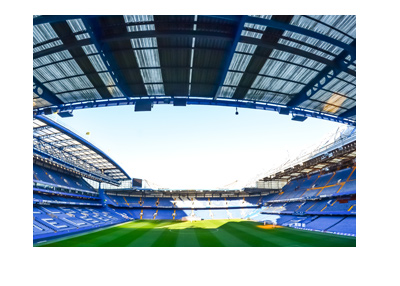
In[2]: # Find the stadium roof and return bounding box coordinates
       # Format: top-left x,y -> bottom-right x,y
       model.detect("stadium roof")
33,15 -> 356,125
33,115 -> 131,185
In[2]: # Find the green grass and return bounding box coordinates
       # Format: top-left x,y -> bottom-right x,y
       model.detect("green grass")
35,219 -> 356,247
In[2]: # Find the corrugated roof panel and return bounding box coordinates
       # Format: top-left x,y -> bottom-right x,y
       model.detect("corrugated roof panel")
106,86 -> 124,98
33,50 -> 73,68
348,64 -> 356,72
245,90 -> 292,104
313,85 -> 355,102
299,98 -> 348,115
33,96 -> 52,109
140,68 -> 163,83
309,90 -> 334,102
34,60 -> 85,82
241,29 -> 263,39
133,49 -> 161,67
223,71 -> 244,86
87,54 -> 108,72
127,24 -> 155,32
278,38 -> 336,61
289,15 -> 356,44
33,23 -> 59,45
336,71 -> 356,84
75,33 -> 90,41
250,76 -> 304,95
299,99 -> 324,111
282,30 -> 344,56
341,99 -> 356,110
129,37 -> 165,95
229,53 -> 253,71
98,72 -> 116,86
244,22 -> 267,32
123,15 -> 154,23
82,44 -> 98,55
270,50 -> 326,71
33,40 -> 63,53
66,19 -> 87,33
144,84 -> 165,95
259,58 -> 319,84
322,78 -> 356,95
248,15 -> 273,20
44,75 -> 94,93
216,86 -> 236,98
340,98 -> 356,109
56,89 -> 102,102
235,42 -> 257,54
131,37 -> 158,48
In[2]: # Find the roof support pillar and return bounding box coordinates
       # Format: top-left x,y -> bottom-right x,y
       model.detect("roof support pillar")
214,16 -> 246,99
81,17 -> 132,98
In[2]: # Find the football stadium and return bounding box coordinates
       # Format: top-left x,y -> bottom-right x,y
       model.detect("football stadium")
32,14 -> 357,248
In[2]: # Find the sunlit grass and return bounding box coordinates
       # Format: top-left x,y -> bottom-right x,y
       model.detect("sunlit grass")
157,219 -> 243,229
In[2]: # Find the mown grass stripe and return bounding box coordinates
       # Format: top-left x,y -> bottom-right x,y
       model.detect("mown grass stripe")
226,221 -> 303,247
194,229 -> 224,247
210,227 -> 251,247
99,221 -> 156,247
175,228 -> 200,247
220,222 -> 281,247
152,228 -> 179,247
125,221 -> 173,247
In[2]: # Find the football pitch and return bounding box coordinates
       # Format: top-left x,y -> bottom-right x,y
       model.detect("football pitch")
35,219 -> 356,247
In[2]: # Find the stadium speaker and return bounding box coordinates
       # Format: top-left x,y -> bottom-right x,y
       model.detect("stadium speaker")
291,115 -> 307,122
58,111 -> 73,118
134,99 -> 153,112
278,107 -> 290,115
173,98 -> 187,106
43,108 -> 53,115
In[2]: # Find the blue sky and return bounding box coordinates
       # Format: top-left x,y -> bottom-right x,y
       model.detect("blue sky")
50,104 -> 345,189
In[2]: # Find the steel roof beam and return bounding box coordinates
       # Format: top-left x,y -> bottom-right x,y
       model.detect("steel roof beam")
33,76 -> 64,106
33,97 -> 356,126
214,16 -> 246,100
81,17 -> 132,98
286,40 -> 356,108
